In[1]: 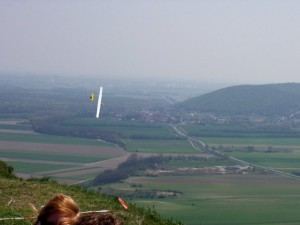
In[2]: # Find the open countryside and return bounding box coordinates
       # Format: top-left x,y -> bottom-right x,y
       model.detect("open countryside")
0,120 -> 128,183
2,118 -> 300,224
3,2 -> 300,224
2,80 -> 300,225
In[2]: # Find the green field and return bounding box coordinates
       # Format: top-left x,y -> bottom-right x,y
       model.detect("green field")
0,132 -> 112,146
6,161 -> 75,173
124,139 -> 199,154
182,124 -> 300,138
3,119 -> 300,224
228,151 -> 300,168
0,124 -> 32,130
0,122 -> 124,183
164,157 -> 235,168
106,175 -> 300,225
198,136 -> 300,148
0,150 -> 110,163
50,171 -> 102,181
61,118 -> 175,139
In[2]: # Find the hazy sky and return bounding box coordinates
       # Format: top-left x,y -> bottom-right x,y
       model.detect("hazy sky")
1,0 -> 300,84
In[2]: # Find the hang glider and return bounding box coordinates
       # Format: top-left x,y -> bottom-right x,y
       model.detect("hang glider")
90,93 -> 95,101
89,86 -> 103,118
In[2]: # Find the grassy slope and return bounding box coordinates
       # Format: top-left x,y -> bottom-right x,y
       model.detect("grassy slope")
0,176 -> 183,225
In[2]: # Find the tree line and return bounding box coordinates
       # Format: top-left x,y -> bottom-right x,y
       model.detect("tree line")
92,154 -> 169,186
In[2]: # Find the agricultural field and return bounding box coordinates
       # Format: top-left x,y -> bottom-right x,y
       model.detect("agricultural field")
227,151 -> 300,175
0,132 -> 113,146
124,139 -> 199,154
0,120 -> 128,184
91,124 -> 300,225
181,124 -> 300,140
179,124 -> 300,177
199,136 -> 300,149
61,118 -> 176,139
102,174 -> 300,225
3,118 -> 300,225
190,136 -> 300,176
0,119 -> 206,184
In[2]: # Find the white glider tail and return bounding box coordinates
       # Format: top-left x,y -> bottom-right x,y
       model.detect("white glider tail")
96,86 -> 103,118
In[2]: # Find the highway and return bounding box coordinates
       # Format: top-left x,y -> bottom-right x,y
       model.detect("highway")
169,124 -> 300,181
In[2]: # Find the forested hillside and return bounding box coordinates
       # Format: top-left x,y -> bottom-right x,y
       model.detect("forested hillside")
177,83 -> 300,116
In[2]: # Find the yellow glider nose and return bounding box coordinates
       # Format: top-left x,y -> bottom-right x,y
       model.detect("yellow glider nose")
90,93 -> 94,101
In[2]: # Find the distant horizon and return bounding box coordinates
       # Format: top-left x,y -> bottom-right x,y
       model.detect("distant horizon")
2,72 -> 299,87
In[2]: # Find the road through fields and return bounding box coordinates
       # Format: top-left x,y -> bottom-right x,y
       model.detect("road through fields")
170,124 -> 300,181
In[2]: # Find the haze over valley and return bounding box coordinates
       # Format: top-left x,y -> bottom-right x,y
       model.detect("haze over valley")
2,75 -> 300,224
2,1 -> 300,224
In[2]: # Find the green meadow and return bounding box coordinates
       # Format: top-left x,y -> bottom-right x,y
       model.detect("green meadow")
0,124 -> 32,130
164,157 -> 235,168
50,171 -> 102,181
228,151 -> 300,168
107,175 -> 300,225
0,150 -> 110,163
124,139 -> 199,154
0,132 -> 112,146
61,118 -> 174,139
192,136 -> 300,176
62,118 -> 160,127
198,136 -> 300,147
182,124 -> 300,138
6,161 -> 75,173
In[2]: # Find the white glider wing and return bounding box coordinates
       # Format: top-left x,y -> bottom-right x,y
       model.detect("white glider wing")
96,86 -> 103,118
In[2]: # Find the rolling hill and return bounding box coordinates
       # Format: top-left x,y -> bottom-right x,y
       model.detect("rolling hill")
176,83 -> 300,116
